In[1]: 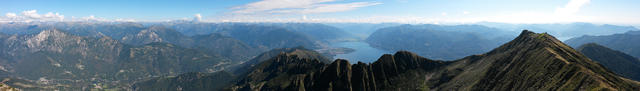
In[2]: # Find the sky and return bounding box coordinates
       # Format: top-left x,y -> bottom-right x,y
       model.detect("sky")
1,0 -> 639,26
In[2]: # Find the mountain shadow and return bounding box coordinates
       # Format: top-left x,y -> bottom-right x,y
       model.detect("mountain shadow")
577,43 -> 640,81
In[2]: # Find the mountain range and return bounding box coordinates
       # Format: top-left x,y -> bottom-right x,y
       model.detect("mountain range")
0,22 -> 348,90
0,29 -> 229,90
477,22 -> 639,40
366,24 -> 515,60
133,30 -> 640,90
226,30 -> 640,90
566,31 -> 640,59
1,22 -> 363,63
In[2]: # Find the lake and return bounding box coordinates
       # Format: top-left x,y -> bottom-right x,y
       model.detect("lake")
330,41 -> 392,63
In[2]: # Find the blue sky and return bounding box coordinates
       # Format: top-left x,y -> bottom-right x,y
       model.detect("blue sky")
1,0 -> 639,25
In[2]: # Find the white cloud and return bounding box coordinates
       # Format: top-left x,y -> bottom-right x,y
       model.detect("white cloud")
42,12 -> 65,21
1,10 -> 135,22
233,0 -> 334,14
209,15 -> 440,24
193,13 -> 202,22
449,0 -> 593,24
302,15 -> 307,20
114,18 -> 136,22
80,15 -> 107,21
555,0 -> 590,16
21,10 -> 41,19
19,10 -> 64,21
5,13 -> 17,18
69,15 -> 137,22
468,12 -> 594,24
1,10 -> 65,22
297,2 -> 381,14
233,0 -> 381,14
217,0 -> 599,24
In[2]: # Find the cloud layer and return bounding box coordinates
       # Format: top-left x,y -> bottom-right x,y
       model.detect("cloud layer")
232,0 -> 381,14
555,0 -> 590,16
1,10 -> 65,22
1,10 -> 139,22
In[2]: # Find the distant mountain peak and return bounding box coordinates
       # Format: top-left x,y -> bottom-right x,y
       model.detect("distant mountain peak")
489,30 -> 564,53
24,29 -> 78,52
32,29 -> 68,40
516,30 -> 555,42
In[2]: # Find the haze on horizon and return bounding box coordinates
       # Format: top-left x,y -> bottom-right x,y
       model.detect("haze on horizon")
1,0 -> 639,26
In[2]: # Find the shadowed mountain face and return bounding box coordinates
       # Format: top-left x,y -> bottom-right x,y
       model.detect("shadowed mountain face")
230,47 -> 332,74
566,31 -> 640,59
0,29 -> 229,90
230,30 -> 640,91
366,24 -> 515,60
577,43 -> 640,81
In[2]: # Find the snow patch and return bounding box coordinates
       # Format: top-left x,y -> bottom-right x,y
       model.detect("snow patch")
63,71 -> 72,74
0,66 -> 7,72
75,64 -> 84,70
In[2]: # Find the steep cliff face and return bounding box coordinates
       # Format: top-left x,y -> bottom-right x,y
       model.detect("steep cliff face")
230,51 -> 451,91
232,52 -> 326,90
231,30 -> 640,91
